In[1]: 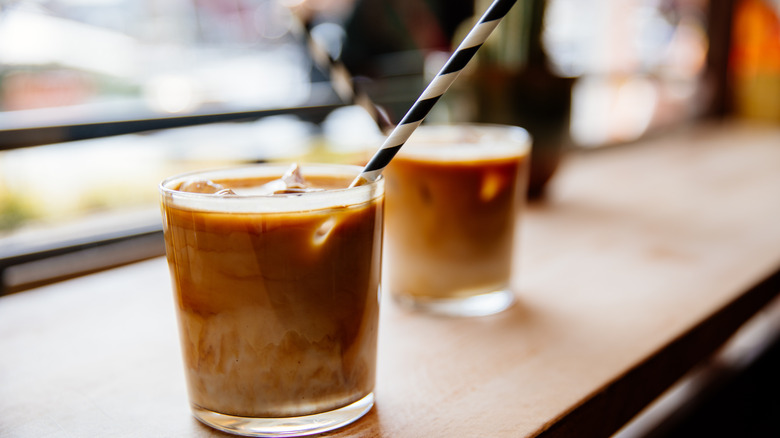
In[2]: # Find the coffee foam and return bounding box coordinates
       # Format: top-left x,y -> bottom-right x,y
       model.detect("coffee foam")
160,164 -> 383,214
399,125 -> 531,162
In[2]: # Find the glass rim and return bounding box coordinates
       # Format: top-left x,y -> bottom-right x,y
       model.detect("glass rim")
399,123 -> 531,161
159,163 -> 384,213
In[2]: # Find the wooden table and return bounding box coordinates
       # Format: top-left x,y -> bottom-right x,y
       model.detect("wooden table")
2,121 -> 780,437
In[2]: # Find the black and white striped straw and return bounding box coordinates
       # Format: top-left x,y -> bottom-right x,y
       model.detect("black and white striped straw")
351,0 -> 518,187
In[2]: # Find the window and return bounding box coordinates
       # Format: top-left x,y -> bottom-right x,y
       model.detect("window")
2,0 -> 745,293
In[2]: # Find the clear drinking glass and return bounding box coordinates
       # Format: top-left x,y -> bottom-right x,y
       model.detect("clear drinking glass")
159,164 -> 384,437
383,124 -> 531,317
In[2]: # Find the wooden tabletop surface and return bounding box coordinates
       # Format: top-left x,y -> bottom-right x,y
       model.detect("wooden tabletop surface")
2,121 -> 780,437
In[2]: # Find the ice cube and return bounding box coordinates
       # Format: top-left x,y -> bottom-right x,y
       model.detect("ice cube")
179,179 -> 228,194
255,178 -> 287,195
281,163 -> 307,190
257,164 -> 325,195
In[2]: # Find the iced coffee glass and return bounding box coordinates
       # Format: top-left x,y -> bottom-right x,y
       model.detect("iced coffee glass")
160,164 -> 384,437
383,124 -> 530,317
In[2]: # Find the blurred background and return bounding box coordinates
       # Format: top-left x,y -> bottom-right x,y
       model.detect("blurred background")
1,1 -> 779,436
0,0 -> 779,292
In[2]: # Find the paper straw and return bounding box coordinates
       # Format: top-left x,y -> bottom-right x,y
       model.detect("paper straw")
288,9 -> 394,134
351,0 -> 518,187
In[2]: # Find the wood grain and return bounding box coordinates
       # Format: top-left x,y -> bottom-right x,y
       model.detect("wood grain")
1,121 -> 779,437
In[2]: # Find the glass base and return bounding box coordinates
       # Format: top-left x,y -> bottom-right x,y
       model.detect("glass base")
191,393 -> 374,437
393,288 -> 515,317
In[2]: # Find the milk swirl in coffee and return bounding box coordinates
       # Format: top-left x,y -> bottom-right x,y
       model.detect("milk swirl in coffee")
161,164 -> 383,420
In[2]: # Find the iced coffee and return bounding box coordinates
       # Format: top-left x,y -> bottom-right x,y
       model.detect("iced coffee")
159,164 -> 384,436
383,124 -> 530,316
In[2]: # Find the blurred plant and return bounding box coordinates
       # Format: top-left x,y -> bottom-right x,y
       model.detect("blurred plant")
0,194 -> 36,232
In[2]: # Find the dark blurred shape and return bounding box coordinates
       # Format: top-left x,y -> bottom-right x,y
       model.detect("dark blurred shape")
340,0 -> 473,78
462,0 -> 572,199
705,0 -> 737,118
339,0 -> 567,198
433,0 -> 572,198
